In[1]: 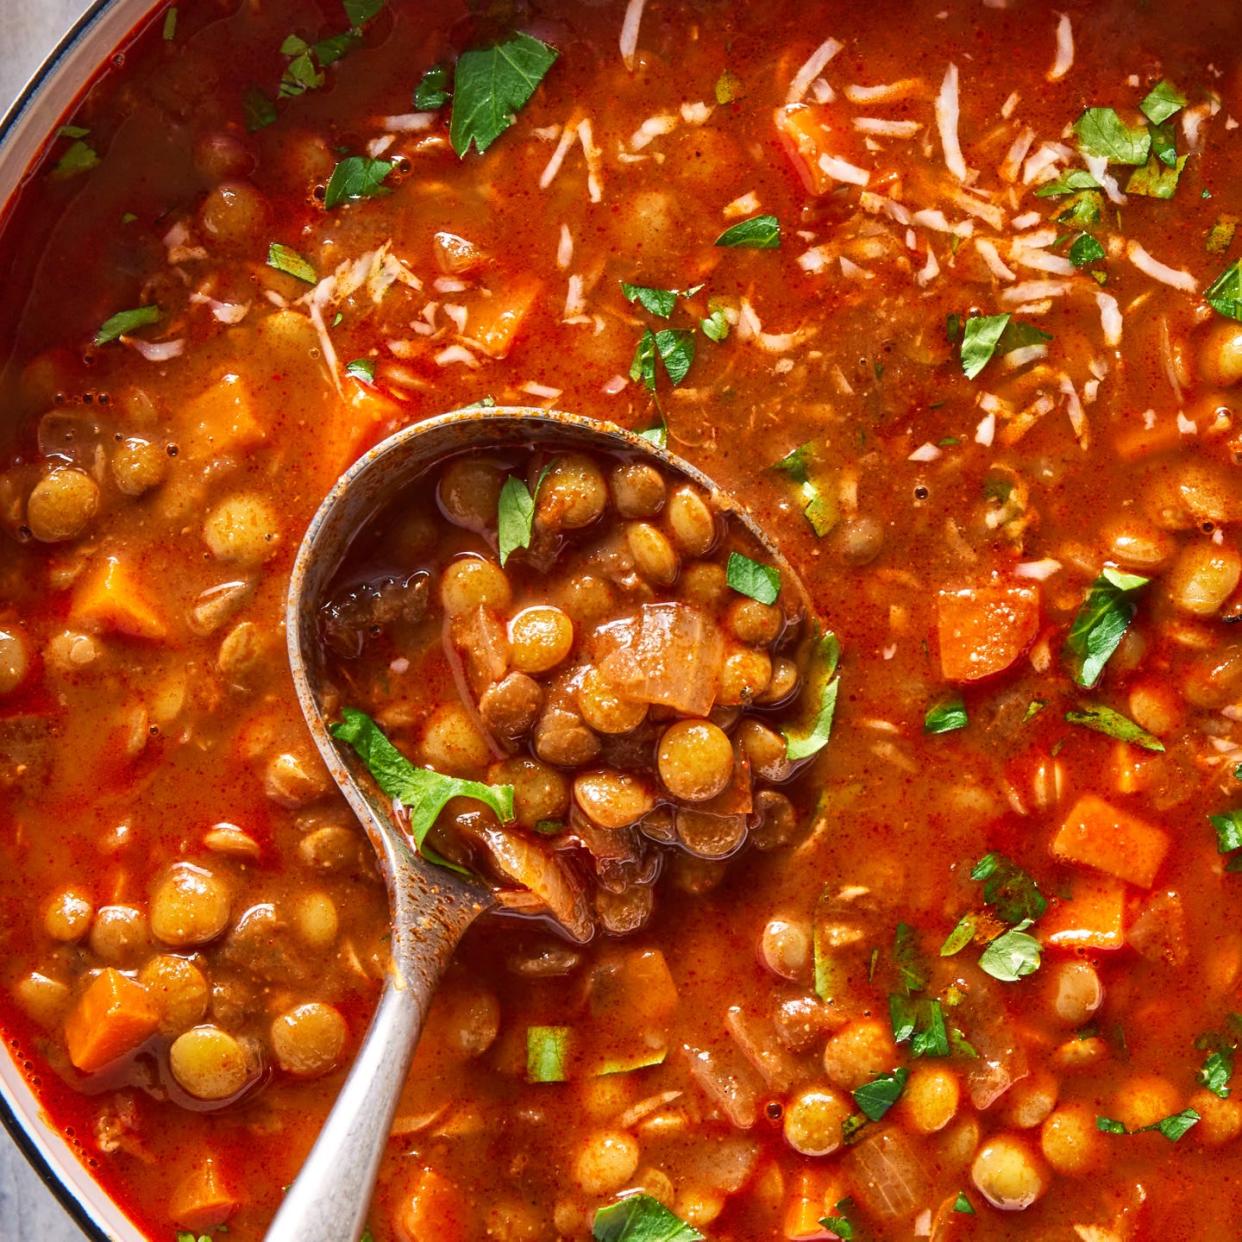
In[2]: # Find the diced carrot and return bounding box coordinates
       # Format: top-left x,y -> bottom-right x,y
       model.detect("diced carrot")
393,1168 -> 470,1242
782,1168 -> 840,1240
1050,794 -> 1170,889
181,373 -> 266,462
1042,874 -> 1127,950
317,379 -> 401,482
618,948 -> 679,1025
1111,740 -> 1160,794
465,279 -> 541,360
775,104 -> 863,196
71,555 -> 167,640
936,581 -> 1040,681
168,1157 -> 238,1231
64,968 -> 159,1073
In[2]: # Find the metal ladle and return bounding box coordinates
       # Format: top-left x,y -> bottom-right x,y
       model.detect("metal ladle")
269,407 -> 812,1241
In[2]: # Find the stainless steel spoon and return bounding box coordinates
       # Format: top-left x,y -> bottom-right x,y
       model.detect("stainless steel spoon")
270,406 -> 811,1242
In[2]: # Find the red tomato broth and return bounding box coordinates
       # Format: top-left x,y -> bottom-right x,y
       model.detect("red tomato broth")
0,0 -> 1237,1238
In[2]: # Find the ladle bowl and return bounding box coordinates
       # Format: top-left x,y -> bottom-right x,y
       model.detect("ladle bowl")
271,407 -> 813,1241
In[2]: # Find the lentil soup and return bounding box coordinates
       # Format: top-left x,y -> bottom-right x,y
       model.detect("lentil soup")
0,0 -> 1241,1239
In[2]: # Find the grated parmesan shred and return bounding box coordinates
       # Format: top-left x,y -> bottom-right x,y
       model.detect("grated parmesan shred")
935,63 -> 968,181
1095,292 -> 1122,346
619,0 -> 647,70
787,37 -> 844,104
1126,240 -> 1198,293
1047,13 -> 1074,82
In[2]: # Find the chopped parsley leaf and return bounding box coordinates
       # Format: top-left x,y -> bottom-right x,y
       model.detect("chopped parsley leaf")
497,472 -> 545,567
52,139 -> 99,178
1211,809 -> 1242,856
592,1194 -> 703,1242
1097,1109 -> 1200,1141
163,7 -> 178,40
1127,153 -> 1187,200
939,912 -> 976,957
1065,703 -> 1165,752
1035,169 -> 1102,198
1068,233 -> 1107,268
1148,117 -> 1179,168
701,306 -> 730,342
620,281 -> 680,319
853,1068 -> 908,1121
782,631 -> 841,762
715,213 -> 781,249
331,708 -> 514,873
960,313 -> 1051,379
726,551 -> 781,605
772,442 -> 835,537
979,920 -> 1042,983
95,305 -> 161,346
343,0 -> 385,26
953,1191 -> 976,1215
324,156 -> 393,209
655,328 -> 696,385
819,1206 -> 854,1240
1065,566 -> 1149,688
1205,260 -> 1242,322
1074,107 -> 1151,166
1206,215 -> 1239,255
636,418 -> 668,449
1139,79 -> 1187,126
266,242 -> 318,284
345,357 -> 376,384
1199,1047 -> 1234,1099
971,852 -> 1047,923
449,32 -> 559,157
414,63 -> 451,110
924,695 -> 968,735
893,922 -> 929,994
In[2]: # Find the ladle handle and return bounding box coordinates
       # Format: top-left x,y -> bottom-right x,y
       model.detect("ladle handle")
264,935 -> 455,1242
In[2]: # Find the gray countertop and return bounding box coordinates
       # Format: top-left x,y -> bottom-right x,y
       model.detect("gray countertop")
0,6 -> 94,1235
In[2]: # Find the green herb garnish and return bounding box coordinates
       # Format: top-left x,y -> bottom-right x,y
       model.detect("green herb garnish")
1065,567 -> 1149,688
95,306 -> 161,346
1074,107 -> 1151,166
726,551 -> 780,606
715,214 -> 781,249
324,156 -> 393,208
345,358 -> 376,383
592,1194 -> 703,1242
267,242 -> 318,284
1139,80 -> 1187,126
971,852 -> 1047,923
960,313 -> 1051,378
1096,1109 -> 1200,1141
497,472 -> 544,567
526,1025 -> 569,1083
979,920 -> 1042,983
1065,704 -> 1165,752
449,32 -> 558,156
924,696 -> 968,735
1068,233 -> 1107,268
853,1068 -> 909,1121
1127,154 -> 1187,200
1035,169 -> 1102,198
782,632 -> 841,761
331,708 -> 514,872
414,63 -> 451,109
1205,260 -> 1242,322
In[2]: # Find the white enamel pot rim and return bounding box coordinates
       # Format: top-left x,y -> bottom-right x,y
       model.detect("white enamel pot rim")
0,2 -> 163,1238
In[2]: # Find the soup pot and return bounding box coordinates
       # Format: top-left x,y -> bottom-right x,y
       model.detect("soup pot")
0,5 -> 166,1236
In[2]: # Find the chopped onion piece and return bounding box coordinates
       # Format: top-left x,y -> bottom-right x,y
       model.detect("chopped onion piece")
817,152 -> 871,186
999,127 -> 1036,182
434,344 -> 480,368
122,336 -> 184,362
630,114 -> 678,150
935,63 -> 968,181
1016,558 -> 1062,580
682,1042 -> 760,1130
578,118 -> 603,202
916,244 -> 940,287
843,79 -> 923,104
1047,13 -> 1074,81
975,239 -> 1016,281
539,121 -> 578,189
619,0 -> 647,70
1084,152 -> 1126,205
724,190 -> 760,219
1001,279 -> 1071,304
556,223 -> 573,270
845,1129 -> 931,1219
680,100 -> 713,124
519,381 -> 562,400
975,411 -> 996,446
1126,240 -> 1198,293
908,442 -> 941,462
786,37 -> 844,104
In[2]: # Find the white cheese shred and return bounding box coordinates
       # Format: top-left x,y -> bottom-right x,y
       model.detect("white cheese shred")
556,224 -> 573,271
786,38 -> 844,104
1095,291 -> 1122,347
619,0 -> 647,71
1126,240 -> 1199,293
935,63 -> 968,182
539,122 -> 578,190
1047,13 -> 1074,82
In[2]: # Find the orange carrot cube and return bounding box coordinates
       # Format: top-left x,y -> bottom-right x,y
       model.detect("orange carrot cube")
1042,874 -> 1127,950
936,582 -> 1040,681
72,555 -> 167,640
169,1157 -> 239,1231
1050,794 -> 1170,889
64,968 -> 158,1073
